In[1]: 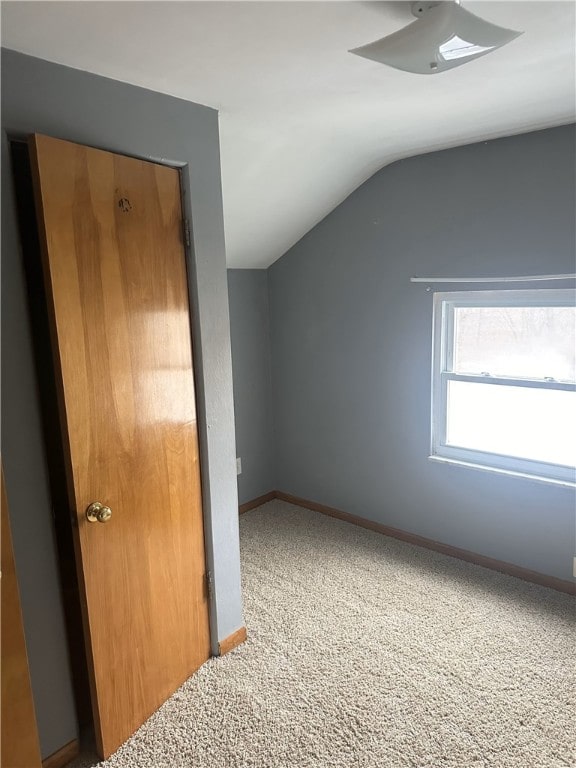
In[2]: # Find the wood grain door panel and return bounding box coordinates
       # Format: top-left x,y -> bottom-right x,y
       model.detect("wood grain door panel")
29,135 -> 211,758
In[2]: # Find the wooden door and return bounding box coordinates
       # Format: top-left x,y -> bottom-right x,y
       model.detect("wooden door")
29,134 -> 211,759
1,466 -> 42,768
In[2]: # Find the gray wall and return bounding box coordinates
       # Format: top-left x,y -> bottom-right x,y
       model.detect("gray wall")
269,124 -> 576,582
228,270 -> 275,504
1,49 -> 243,758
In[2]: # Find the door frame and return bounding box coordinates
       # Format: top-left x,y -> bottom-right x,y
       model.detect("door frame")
6,133 -> 221,747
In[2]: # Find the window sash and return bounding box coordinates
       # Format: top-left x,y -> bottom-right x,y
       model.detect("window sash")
431,288 -> 576,485
443,372 -> 575,392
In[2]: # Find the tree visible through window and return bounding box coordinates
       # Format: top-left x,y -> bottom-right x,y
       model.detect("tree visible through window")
431,290 -> 576,484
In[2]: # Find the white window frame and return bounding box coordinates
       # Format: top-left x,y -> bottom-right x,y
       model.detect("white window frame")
430,288 -> 576,486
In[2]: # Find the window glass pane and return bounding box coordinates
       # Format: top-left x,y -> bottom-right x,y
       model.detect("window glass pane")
452,306 -> 576,381
446,380 -> 576,467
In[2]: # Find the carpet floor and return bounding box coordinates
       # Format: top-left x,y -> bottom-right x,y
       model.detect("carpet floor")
71,500 -> 575,768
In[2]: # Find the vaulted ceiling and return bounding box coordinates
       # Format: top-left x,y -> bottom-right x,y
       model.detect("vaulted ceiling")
2,2 -> 575,267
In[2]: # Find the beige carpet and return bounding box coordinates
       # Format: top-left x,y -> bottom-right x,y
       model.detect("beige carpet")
71,500 -> 575,768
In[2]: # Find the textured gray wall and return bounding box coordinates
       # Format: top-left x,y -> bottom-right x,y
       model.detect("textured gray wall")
1,49 -> 243,757
269,124 -> 576,582
228,270 -> 275,503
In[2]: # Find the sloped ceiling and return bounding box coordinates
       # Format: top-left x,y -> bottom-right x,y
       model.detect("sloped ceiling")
2,1 -> 575,267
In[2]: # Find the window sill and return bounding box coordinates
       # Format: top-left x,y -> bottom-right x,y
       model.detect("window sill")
428,455 -> 576,489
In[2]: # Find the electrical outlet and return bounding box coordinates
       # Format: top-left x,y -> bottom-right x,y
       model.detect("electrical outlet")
236,457 -> 242,476
573,556 -> 576,579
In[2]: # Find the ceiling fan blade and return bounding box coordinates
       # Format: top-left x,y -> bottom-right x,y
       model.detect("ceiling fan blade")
350,3 -> 522,75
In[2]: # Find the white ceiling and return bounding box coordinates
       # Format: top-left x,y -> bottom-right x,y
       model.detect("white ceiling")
2,1 -> 575,267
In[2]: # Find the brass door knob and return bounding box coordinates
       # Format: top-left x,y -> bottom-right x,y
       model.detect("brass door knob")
86,502 -> 112,523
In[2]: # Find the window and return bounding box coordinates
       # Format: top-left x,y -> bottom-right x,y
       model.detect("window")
431,289 -> 576,485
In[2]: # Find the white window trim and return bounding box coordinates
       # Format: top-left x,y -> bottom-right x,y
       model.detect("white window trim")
430,288 -> 576,487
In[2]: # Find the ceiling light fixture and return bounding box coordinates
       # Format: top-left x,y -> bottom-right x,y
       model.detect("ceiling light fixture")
349,1 -> 523,75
